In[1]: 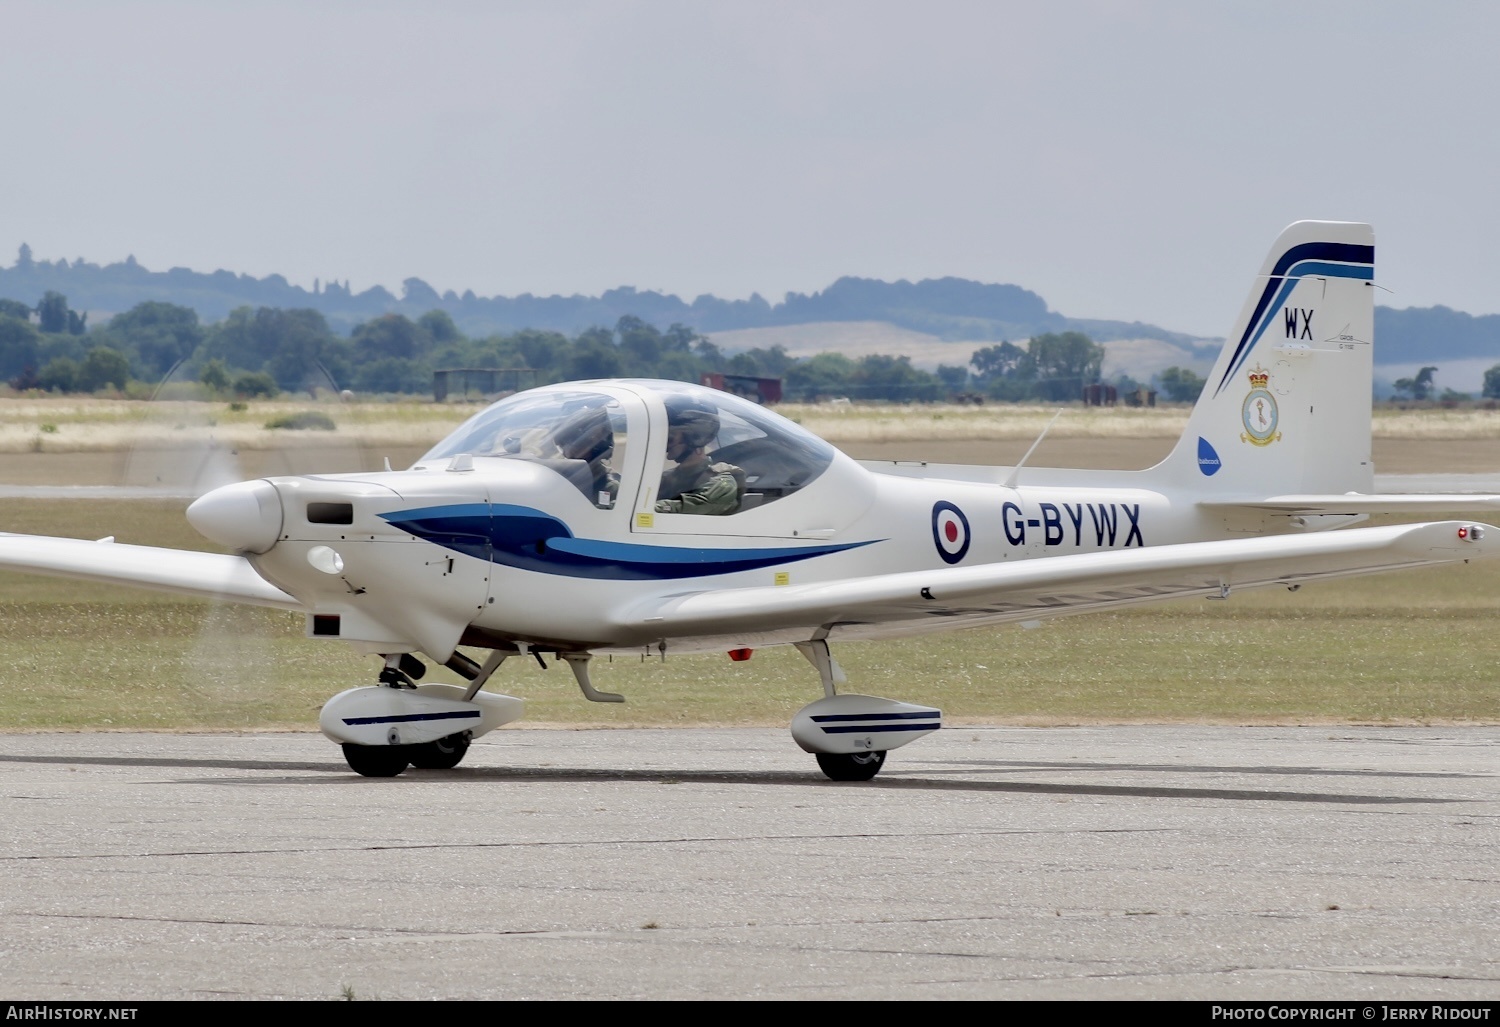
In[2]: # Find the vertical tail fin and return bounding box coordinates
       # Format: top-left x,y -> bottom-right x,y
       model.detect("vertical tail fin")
1157,220 -> 1376,496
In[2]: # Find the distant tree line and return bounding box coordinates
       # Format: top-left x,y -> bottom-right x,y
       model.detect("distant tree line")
11,243 -> 1500,373
0,242 -> 1206,347
0,292 -> 1243,404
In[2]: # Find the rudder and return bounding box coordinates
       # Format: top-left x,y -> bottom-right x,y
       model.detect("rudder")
1159,220 -> 1375,496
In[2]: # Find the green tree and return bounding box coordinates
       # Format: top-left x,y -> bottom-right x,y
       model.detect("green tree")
1156,366 -> 1206,403
417,309 -> 463,345
849,354 -> 942,402
269,309 -> 346,390
35,291 -> 71,334
936,364 -> 970,391
616,316 -> 662,370
970,341 -> 1028,383
662,323 -> 702,354
1392,365 -> 1438,401
206,307 -> 345,391
199,359 -> 231,394
654,350 -> 705,384
694,337 -> 725,366
0,299 -> 32,320
784,352 -> 856,400
103,301 -> 206,379
568,329 -> 623,380
726,345 -> 793,378
76,347 -> 131,391
351,314 -> 432,362
512,329 -> 570,374
1482,364 -> 1500,400
232,371 -> 279,398
1026,331 -> 1104,401
36,357 -> 78,393
352,358 -> 423,394
0,314 -> 42,383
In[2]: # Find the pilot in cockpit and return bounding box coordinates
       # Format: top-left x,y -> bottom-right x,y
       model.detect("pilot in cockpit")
654,396 -> 744,515
551,405 -> 619,507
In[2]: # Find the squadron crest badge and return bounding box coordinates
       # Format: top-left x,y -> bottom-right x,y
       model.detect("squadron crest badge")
1240,366 -> 1281,446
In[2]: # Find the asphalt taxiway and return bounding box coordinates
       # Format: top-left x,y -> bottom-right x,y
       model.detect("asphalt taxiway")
1,726 -> 1497,1000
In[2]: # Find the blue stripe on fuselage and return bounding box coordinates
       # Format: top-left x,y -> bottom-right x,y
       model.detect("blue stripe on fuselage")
380,503 -> 879,580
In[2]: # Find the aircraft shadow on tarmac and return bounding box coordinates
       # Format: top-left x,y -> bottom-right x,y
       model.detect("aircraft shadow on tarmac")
0,752 -> 1461,805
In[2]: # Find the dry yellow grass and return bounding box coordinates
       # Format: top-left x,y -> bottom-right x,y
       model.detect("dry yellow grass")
5,395 -> 1499,455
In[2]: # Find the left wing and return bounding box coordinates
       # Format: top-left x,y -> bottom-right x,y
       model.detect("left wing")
615,520 -> 1493,639
0,533 -> 303,611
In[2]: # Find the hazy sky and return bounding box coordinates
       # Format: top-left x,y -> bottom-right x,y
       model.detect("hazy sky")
5,1 -> 1498,336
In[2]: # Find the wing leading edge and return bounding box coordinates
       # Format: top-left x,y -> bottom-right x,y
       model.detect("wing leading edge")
614,520 -> 1494,640
1201,494 -> 1500,515
0,533 -> 302,611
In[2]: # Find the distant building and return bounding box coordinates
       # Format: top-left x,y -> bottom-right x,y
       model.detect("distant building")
1082,383 -> 1118,407
433,367 -> 538,402
700,372 -> 783,405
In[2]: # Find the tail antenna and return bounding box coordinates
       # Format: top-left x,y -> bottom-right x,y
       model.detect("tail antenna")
1003,409 -> 1063,489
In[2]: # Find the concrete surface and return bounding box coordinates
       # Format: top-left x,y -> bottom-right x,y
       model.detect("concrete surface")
0,726 -> 1497,1000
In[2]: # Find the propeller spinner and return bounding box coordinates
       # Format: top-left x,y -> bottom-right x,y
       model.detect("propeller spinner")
187,479 -> 284,554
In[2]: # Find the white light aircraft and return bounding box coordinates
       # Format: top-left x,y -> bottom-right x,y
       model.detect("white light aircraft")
3,221 -> 1497,780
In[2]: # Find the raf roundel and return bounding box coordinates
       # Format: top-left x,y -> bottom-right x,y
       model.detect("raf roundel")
931,501 -> 971,564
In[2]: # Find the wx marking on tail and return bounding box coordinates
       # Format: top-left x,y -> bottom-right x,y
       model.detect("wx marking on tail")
1284,307 -> 1313,339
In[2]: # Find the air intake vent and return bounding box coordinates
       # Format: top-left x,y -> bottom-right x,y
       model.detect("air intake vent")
307,502 -> 354,525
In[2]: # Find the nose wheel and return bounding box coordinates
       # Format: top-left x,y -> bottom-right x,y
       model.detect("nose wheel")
408,732 -> 471,770
341,743 -> 411,778
815,750 -> 886,782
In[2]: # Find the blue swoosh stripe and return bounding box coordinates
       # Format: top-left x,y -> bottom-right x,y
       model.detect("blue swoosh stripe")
811,711 -> 942,722
1215,241 -> 1374,396
342,710 -> 482,726
818,723 -> 942,734
381,503 -> 880,581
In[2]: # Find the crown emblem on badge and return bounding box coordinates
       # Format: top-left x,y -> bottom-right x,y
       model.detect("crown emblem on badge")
1240,364 -> 1281,447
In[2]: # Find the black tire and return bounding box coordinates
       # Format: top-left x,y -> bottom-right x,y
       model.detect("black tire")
408,733 -> 470,770
341,743 -> 410,778
816,750 -> 887,782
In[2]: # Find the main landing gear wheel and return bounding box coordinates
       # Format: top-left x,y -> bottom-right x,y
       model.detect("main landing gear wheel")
408,733 -> 471,770
816,750 -> 887,782
341,743 -> 410,778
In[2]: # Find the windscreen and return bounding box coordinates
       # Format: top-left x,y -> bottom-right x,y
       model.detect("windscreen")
423,390 -> 627,509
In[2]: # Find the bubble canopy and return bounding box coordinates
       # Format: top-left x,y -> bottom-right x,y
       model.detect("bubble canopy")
423,381 -> 837,510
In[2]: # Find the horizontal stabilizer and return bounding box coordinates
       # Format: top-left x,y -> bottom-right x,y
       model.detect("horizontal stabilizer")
615,520 -> 1494,639
0,533 -> 302,610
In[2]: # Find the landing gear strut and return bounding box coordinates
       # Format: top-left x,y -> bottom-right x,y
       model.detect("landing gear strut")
324,649 -> 526,778
789,638 -> 941,782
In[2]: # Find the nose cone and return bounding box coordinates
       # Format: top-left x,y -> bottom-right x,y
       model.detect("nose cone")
187,480 -> 284,554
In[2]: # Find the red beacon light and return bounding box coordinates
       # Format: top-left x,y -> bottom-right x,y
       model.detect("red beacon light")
1458,525 -> 1485,542
727,648 -> 754,662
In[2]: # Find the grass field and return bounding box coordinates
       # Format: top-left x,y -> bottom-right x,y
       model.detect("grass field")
6,395 -> 1500,452
0,496 -> 1496,731
1,396 -> 1498,731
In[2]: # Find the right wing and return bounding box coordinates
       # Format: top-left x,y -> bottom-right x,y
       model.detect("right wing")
614,520 -> 1494,641
1201,493 -> 1500,515
0,533 -> 303,611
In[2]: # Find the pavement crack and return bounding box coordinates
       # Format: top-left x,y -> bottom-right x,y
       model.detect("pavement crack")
0,826 -> 1175,862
